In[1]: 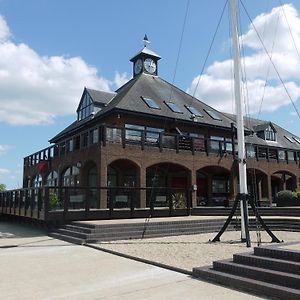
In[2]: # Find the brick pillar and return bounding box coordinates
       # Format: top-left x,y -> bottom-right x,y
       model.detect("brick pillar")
282,174 -> 286,190
191,170 -> 197,207
99,163 -> 107,209
267,175 -> 272,206
139,166 -> 146,208
207,174 -> 213,206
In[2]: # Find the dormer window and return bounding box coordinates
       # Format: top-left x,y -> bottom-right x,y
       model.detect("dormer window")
265,125 -> 276,141
78,93 -> 94,121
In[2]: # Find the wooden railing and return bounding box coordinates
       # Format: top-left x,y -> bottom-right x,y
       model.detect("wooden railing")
23,125 -> 300,170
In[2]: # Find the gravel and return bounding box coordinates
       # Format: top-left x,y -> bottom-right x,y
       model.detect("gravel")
92,230 -> 300,272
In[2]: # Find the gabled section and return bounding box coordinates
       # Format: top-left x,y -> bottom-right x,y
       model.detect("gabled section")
76,88 -> 116,121
254,122 -> 277,141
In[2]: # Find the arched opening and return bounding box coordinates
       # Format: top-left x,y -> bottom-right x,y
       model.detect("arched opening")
87,164 -> 99,209
272,171 -> 297,203
146,163 -> 190,208
46,171 -> 58,187
197,166 -> 230,206
107,159 -> 140,208
247,168 -> 269,206
62,166 -> 80,187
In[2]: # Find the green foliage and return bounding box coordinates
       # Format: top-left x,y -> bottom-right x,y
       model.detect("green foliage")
49,191 -> 59,209
0,183 -> 6,192
276,190 -> 296,202
292,186 -> 300,200
172,192 -> 186,209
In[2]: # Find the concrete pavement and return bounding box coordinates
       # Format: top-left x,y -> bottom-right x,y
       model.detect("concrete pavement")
0,220 -> 263,299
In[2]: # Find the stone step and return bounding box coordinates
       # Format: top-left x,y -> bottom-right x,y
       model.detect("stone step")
213,259 -> 300,290
48,232 -> 85,245
193,266 -> 300,300
233,253 -> 300,275
254,247 -> 300,263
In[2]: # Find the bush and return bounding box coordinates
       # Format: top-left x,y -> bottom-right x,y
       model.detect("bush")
293,186 -> 300,200
49,191 -> 59,209
276,190 -> 299,207
276,190 -> 295,202
172,192 -> 186,209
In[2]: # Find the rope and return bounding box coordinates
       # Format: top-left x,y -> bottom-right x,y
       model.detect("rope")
240,0 -> 300,121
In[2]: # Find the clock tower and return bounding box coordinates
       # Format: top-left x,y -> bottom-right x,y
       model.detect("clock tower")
130,35 -> 161,77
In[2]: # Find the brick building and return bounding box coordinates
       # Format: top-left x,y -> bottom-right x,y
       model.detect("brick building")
23,44 -> 300,210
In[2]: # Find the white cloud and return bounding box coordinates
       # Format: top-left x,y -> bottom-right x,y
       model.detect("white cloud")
114,71 -> 130,89
188,4 -> 300,115
0,144 -> 11,155
0,15 -> 126,126
0,168 -> 10,175
0,15 -> 10,42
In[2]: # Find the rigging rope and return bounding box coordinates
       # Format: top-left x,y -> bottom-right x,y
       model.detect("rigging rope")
240,0 -> 300,121
191,0 -> 229,101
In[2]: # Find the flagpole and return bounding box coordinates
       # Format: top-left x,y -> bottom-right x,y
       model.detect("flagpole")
230,0 -> 251,246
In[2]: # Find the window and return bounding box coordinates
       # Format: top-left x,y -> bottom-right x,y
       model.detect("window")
265,126 -> 276,141
210,136 -> 232,152
185,106 -> 203,117
278,150 -> 286,160
285,136 -> 295,143
125,124 -> 164,143
62,166 -> 80,187
287,151 -> 295,161
125,124 -> 144,141
78,93 -> 94,121
293,137 -> 300,144
246,144 -> 256,158
165,101 -> 183,113
204,109 -> 222,121
33,174 -> 43,188
212,177 -> 229,193
141,97 -> 160,109
47,171 -> 58,187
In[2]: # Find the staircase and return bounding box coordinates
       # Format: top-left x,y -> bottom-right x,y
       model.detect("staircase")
193,246 -> 300,299
49,218 -> 235,245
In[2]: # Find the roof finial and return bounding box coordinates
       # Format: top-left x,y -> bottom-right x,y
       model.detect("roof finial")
143,34 -> 150,47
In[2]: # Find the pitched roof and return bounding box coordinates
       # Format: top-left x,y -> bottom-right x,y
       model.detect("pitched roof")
95,73 -> 235,129
86,88 -> 116,106
130,47 -> 161,61
224,113 -> 300,150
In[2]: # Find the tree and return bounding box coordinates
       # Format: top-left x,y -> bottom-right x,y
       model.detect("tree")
0,183 -> 6,192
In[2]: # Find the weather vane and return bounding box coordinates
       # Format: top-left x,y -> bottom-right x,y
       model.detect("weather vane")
143,34 -> 150,47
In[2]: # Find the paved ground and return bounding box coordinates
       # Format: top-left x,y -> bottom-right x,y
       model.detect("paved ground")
0,220 -> 263,300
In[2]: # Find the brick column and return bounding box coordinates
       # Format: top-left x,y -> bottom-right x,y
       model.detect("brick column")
139,166 -> 147,208
267,175 -> 272,206
99,163 -> 107,209
207,174 -> 213,206
191,170 -> 197,207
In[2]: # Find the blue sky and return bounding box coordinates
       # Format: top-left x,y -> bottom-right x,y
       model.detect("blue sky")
0,0 -> 300,189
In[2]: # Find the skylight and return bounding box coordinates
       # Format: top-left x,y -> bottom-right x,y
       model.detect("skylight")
141,96 -> 160,109
293,137 -> 300,144
204,109 -> 222,121
285,136 -> 295,143
185,106 -> 203,117
165,101 -> 183,113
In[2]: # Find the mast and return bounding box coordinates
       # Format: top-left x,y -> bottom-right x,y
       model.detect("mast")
230,0 -> 250,245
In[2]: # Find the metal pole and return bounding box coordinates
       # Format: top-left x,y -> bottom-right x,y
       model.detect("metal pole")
230,0 -> 250,246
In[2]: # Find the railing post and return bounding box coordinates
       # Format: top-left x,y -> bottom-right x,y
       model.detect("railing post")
122,128 -> 126,148
266,147 -> 270,162
205,137 -> 210,156
102,126 -> 107,146
63,188 -> 69,222
44,187 -> 49,220
85,188 -> 90,218
159,133 -> 163,152
141,131 -> 145,150
175,135 -> 179,153
130,188 -> 135,216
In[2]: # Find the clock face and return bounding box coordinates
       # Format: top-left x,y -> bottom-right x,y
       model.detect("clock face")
134,59 -> 143,75
144,58 -> 156,74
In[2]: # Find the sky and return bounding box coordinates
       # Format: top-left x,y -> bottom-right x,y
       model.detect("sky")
0,0 -> 300,189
